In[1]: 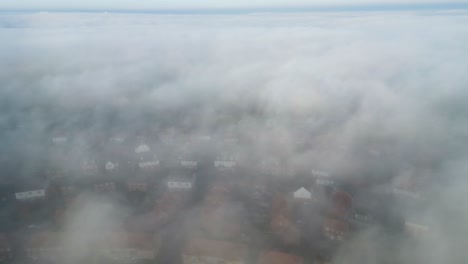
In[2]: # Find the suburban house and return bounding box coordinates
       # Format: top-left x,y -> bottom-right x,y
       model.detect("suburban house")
214,152 -> 238,170
15,189 -> 46,202
135,144 -> 160,171
94,182 -> 116,193
104,161 -> 119,173
183,238 -> 248,264
259,157 -> 282,176
322,189 -> 352,241
312,169 -> 334,187
323,217 -> 348,241
166,173 -> 196,191
246,185 -> 272,228
328,190 -> 353,219
137,158 -> 160,171
257,251 -> 304,264
0,234 -> 12,263
126,179 -> 149,208
404,221 -> 428,238
177,143 -> 199,169
81,158 -> 98,175
293,187 -> 312,200
153,191 -> 189,226
51,134 -> 68,145
97,232 -> 160,262
198,185 -> 248,241
392,170 -> 421,200
127,182 -> 148,193
25,232 -> 62,262
270,194 -> 300,245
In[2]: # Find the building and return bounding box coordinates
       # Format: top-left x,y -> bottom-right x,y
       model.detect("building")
197,185 -> 249,241
323,217 -> 348,241
404,221 -> 428,238
24,232 -> 62,262
311,169 -> 334,187
15,190 -> 45,202
135,144 -> 160,172
258,157 -> 287,177
152,174 -> 194,225
257,251 -> 303,264
293,188 -> 312,200
0,234 -> 12,263
126,179 -> 150,209
245,184 -> 272,228
327,190 -> 352,219
97,232 -> 160,262
94,181 -> 116,193
175,139 -> 201,169
214,153 -> 238,170
270,194 -> 300,245
104,161 -> 120,173
81,158 -> 99,176
183,238 -> 248,264
166,173 -> 196,191
323,190 -> 352,241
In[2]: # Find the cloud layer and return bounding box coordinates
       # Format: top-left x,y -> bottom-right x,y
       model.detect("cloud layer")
1,10 -> 468,263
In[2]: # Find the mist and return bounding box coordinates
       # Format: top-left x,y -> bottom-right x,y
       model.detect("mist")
1,10 -> 468,264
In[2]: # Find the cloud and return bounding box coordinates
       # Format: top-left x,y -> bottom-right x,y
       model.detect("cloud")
1,10 -> 468,263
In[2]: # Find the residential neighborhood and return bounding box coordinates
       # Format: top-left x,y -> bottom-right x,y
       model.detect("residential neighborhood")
0,131 -> 428,264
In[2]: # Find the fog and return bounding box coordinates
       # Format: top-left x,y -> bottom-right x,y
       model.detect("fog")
1,10 -> 468,264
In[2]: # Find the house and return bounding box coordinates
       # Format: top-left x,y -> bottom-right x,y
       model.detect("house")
246,185 -> 272,228
134,144 -> 151,154
25,232 -> 62,261
15,190 -> 46,201
293,187 -> 312,200
59,185 -> 78,205
98,232 -> 160,262
393,170 -> 421,200
126,179 -> 149,208
14,183 -> 51,227
348,193 -> 375,230
312,169 -> 334,187
127,182 -> 148,192
183,238 -> 248,264
405,222 -> 428,238
105,161 -> 119,172
51,134 -> 68,144
138,158 -> 160,170
166,173 -> 196,191
177,143 -> 199,169
323,217 -> 348,241
153,190 -> 190,226
109,134 -> 126,144
257,251 -> 304,264
81,159 -> 98,175
328,190 -> 352,219
0,234 -> 12,263
214,153 -> 238,170
259,157 -> 282,176
94,182 -> 116,193
134,144 -> 160,171
270,194 -> 300,245
198,186 -> 249,241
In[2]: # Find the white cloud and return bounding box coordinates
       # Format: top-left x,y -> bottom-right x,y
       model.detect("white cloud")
1,10 -> 468,262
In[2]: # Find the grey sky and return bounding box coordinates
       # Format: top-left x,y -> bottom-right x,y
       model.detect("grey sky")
2,0 -> 468,10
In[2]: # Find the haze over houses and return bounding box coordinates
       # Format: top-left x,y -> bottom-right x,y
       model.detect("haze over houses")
2,128 -> 430,264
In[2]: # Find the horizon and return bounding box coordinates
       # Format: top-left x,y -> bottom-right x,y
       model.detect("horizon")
2,2 -> 468,14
